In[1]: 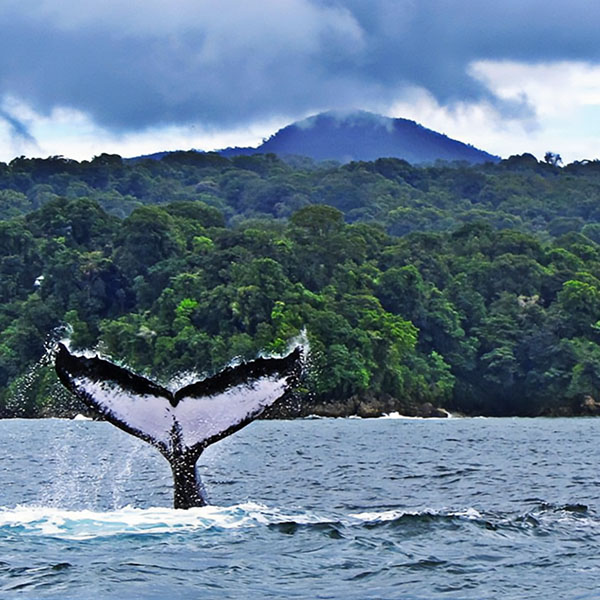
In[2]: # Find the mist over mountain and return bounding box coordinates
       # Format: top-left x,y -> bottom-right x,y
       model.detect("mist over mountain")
218,110 -> 500,164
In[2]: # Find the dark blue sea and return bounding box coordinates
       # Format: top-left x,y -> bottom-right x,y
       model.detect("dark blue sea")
0,416 -> 599,599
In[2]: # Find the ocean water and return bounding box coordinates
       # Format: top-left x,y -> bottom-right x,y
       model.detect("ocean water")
0,416 -> 599,599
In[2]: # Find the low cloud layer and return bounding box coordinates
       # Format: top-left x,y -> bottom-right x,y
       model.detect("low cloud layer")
0,109 -> 37,144
1,0 -> 600,143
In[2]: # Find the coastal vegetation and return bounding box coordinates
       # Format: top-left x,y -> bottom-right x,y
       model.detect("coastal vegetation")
2,151 -> 600,417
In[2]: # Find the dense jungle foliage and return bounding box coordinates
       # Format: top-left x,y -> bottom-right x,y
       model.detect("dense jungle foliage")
2,150 -> 600,417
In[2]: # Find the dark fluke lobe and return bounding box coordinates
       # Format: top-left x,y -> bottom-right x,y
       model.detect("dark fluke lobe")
55,343 -> 304,509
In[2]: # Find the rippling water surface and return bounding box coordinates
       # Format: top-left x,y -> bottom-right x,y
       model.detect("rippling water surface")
0,416 -> 599,599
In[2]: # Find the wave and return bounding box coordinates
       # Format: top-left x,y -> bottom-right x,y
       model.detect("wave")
0,503 -> 334,540
302,412 -> 458,420
379,411 -> 457,420
0,500 -> 595,542
0,503 -> 271,540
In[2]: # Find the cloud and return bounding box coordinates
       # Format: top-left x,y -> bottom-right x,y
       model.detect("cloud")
470,61 -> 600,119
0,102 -> 288,163
1,0 -> 600,161
0,0 -> 366,131
0,109 -> 36,145
389,61 -> 600,163
0,97 -> 41,158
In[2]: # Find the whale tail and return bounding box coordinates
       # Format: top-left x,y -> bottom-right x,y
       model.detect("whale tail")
55,343 -> 304,508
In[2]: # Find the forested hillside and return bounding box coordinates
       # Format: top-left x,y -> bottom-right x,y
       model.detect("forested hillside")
2,151 -> 600,417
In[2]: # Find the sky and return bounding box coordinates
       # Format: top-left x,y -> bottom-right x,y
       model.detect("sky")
1,0 -> 600,163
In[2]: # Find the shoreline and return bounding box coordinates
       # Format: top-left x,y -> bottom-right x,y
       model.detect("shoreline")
2,411 -> 599,421
3,390 -> 598,421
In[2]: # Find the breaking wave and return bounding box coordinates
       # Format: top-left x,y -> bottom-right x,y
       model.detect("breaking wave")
0,501 -> 596,541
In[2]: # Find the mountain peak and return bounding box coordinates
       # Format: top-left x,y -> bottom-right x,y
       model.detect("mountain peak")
219,110 -> 499,165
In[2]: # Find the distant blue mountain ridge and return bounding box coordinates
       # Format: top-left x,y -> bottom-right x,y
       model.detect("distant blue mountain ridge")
133,110 -> 500,165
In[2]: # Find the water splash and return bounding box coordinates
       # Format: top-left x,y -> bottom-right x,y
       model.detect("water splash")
380,411 -> 457,420
4,333 -> 70,417
1,502 -> 596,542
0,503 -> 308,540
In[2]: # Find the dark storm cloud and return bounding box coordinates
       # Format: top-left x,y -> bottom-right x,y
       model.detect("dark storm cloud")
1,0 -> 599,132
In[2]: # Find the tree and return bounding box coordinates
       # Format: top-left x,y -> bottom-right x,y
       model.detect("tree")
544,152 -> 563,167
113,206 -> 184,277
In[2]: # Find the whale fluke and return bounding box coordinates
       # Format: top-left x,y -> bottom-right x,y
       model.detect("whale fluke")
55,343 -> 304,508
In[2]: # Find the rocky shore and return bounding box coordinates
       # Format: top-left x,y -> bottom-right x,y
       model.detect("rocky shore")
271,391 -> 451,419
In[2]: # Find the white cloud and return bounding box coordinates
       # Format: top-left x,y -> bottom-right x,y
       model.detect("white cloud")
469,60 -> 600,125
387,61 -> 600,163
0,96 -> 291,162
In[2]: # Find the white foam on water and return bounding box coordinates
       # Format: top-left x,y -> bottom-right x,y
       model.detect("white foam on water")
348,506 -> 484,522
451,507 -> 485,520
72,413 -> 92,421
379,412 -> 428,420
379,412 -> 458,420
380,411 -> 407,419
2,502 -> 591,542
0,503 -> 275,540
0,502 -> 353,540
